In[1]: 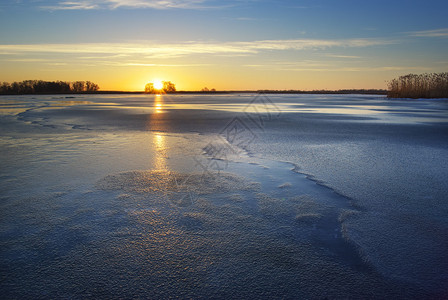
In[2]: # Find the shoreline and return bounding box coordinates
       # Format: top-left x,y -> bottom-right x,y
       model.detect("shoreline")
0,89 -> 388,96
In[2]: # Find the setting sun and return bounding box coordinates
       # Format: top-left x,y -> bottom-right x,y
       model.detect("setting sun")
153,80 -> 163,90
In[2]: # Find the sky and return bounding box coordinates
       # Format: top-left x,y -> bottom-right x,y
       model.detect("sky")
0,0 -> 447,91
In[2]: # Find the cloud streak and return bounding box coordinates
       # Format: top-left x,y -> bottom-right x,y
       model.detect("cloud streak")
245,63 -> 431,73
0,38 -> 393,58
41,1 -> 99,10
408,28 -> 448,38
324,54 -> 361,59
40,0 -> 233,10
107,0 -> 208,9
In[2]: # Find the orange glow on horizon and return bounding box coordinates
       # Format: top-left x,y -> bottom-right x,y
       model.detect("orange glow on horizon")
93,67 -> 389,92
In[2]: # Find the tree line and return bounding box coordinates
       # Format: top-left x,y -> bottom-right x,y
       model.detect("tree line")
0,80 -> 100,95
201,87 -> 216,92
387,72 -> 448,98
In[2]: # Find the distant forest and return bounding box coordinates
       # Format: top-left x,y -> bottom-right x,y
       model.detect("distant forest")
0,80 -> 99,95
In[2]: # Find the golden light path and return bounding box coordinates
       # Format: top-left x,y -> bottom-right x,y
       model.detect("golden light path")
151,94 -> 167,171
154,94 -> 163,112
153,132 -> 167,171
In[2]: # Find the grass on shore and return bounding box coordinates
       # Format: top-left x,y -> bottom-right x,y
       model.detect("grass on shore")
387,72 -> 448,99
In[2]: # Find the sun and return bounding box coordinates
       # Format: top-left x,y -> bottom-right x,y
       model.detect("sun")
153,80 -> 164,90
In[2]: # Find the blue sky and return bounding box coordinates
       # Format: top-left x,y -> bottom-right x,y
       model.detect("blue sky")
1,0 -> 447,90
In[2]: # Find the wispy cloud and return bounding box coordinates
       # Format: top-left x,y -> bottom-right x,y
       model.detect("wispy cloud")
107,0 -> 209,9
46,62 -> 68,66
408,28 -> 448,38
244,60 -> 331,71
0,38 -> 393,59
40,0 -> 235,10
325,54 -> 361,59
221,16 -> 258,21
41,1 -> 99,10
240,38 -> 393,50
6,58 -> 50,62
245,63 -> 431,73
102,61 -> 211,67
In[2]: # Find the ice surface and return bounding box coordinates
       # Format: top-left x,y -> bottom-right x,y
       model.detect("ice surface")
1,94 -> 447,298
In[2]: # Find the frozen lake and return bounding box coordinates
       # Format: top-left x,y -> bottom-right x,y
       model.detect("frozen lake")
1,94 -> 447,298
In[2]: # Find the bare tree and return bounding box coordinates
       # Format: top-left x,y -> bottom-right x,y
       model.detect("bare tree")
72,81 -> 85,93
163,81 -> 176,93
85,81 -> 99,92
145,83 -> 155,93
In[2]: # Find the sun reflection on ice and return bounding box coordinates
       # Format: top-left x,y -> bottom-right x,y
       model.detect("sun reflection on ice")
154,94 -> 163,113
147,94 -> 173,172
153,132 -> 167,171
